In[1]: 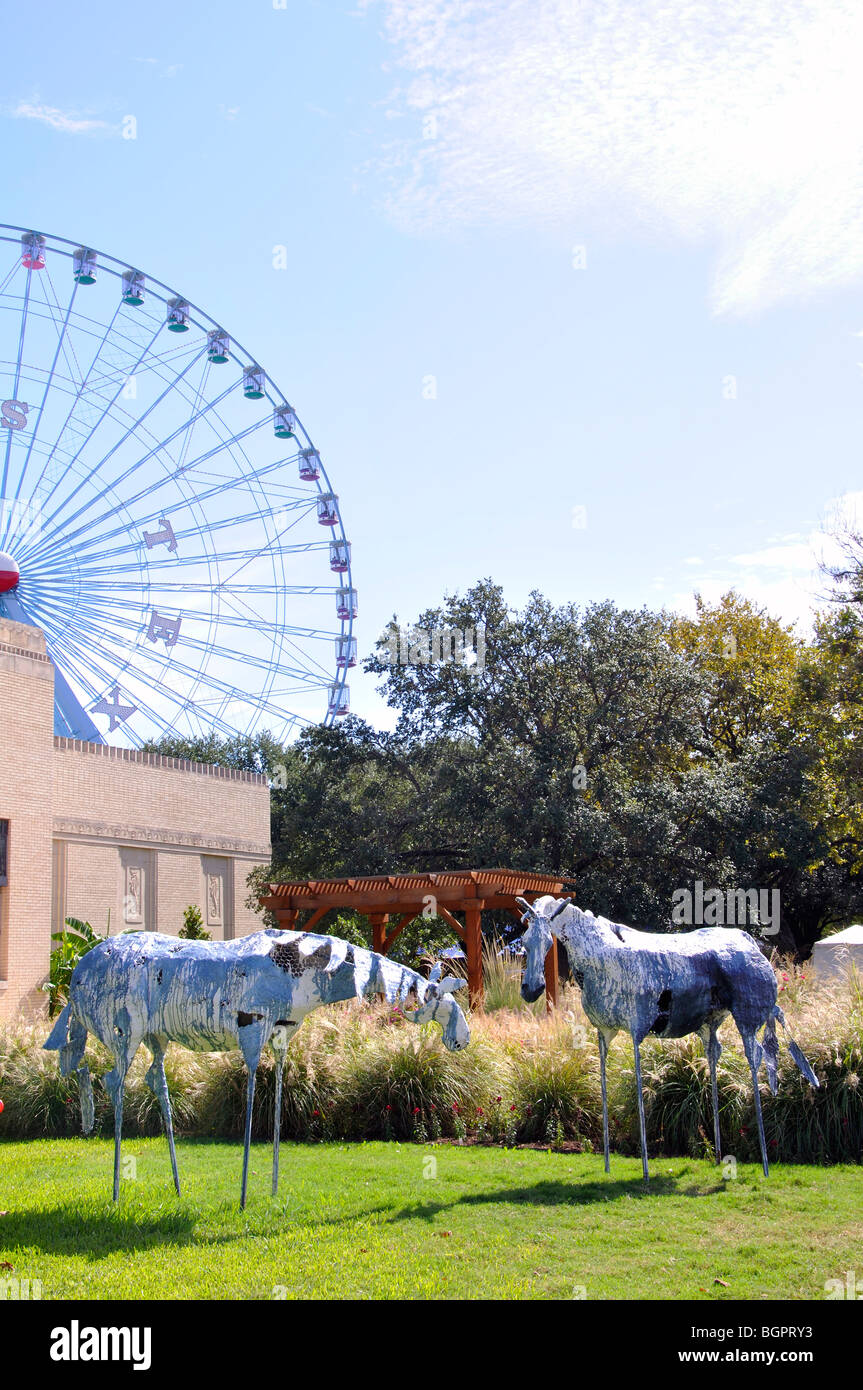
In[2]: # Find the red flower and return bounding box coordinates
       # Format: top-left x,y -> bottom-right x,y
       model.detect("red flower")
452,1103 -> 459,1112
413,1107 -> 421,1114
494,1096 -> 502,1104
385,1104 -> 392,1111
312,1109 -> 320,1117
476,1108 -> 484,1117
510,1104 -> 516,1112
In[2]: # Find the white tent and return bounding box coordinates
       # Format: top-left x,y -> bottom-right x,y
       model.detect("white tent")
811,925 -> 863,982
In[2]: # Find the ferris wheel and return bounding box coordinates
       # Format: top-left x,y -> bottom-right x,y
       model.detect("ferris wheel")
0,226 -> 356,748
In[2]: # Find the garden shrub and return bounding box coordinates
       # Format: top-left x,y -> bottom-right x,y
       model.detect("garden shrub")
1,967 -> 860,1162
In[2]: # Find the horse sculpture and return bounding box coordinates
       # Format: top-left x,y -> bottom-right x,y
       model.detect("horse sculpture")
517,895 -> 818,1182
44,928 -> 469,1207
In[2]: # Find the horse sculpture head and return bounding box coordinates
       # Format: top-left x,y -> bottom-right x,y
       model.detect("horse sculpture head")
406,965 -> 470,1050
516,894 -> 563,1002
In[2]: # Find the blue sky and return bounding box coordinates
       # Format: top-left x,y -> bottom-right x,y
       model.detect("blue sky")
5,0 -> 863,729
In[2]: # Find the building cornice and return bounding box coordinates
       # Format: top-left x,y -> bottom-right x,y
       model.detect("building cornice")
53,737 -> 268,786
52,816 -> 271,859
0,639 -> 52,664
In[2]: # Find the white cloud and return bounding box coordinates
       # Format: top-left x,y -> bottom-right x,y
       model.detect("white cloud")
730,538 -> 816,570
367,0 -> 863,315
13,102 -> 109,135
132,58 -> 182,77
669,492 -> 863,632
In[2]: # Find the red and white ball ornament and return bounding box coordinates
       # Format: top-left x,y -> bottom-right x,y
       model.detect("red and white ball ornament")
0,552 -> 19,594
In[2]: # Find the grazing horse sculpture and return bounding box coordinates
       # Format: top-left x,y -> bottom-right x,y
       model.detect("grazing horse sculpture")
44,928 -> 469,1207
517,896 -> 818,1182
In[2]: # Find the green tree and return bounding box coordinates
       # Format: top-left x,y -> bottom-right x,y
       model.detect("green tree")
669,592 -> 863,954
43,918 -> 105,1016
670,592 -> 801,758
162,579 -> 863,960
180,905 -> 211,940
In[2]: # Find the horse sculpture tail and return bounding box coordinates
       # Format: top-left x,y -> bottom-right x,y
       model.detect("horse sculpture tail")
43,1002 -> 71,1052
763,1004 -> 819,1093
43,1001 -> 95,1134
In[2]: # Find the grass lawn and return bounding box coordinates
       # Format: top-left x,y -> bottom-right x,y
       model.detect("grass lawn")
0,1139 -> 859,1300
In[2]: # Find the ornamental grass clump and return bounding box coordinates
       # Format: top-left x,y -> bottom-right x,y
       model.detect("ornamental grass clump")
0,1027 -> 202,1138
613,1033 -> 752,1160
0,1026 -> 102,1137
332,1022 -> 500,1140
193,1013 -> 340,1141
757,969 -> 863,1165
1,964 -> 861,1160
123,1044 -> 204,1137
507,1013 -> 602,1145
479,939 -> 544,1016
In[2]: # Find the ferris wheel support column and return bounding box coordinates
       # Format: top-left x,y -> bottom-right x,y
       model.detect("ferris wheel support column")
0,587 -> 104,742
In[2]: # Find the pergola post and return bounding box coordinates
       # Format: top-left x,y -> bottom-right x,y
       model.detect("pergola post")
544,936 -> 559,1011
369,913 -> 389,954
464,903 -> 483,1009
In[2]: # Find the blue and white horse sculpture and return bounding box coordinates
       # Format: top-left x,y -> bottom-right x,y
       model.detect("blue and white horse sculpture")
44,928 -> 469,1206
517,896 -> 818,1182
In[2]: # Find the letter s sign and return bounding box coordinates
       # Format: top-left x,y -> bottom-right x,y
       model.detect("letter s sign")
1,400 -> 29,430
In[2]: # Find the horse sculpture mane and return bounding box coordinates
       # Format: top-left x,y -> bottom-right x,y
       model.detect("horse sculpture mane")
45,928 -> 469,1206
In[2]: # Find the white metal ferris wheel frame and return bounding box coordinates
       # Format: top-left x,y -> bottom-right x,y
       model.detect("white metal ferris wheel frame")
0,224 -> 355,747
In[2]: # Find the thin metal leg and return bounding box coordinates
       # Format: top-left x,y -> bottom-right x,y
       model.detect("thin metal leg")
272,1063 -> 284,1198
746,1042 -> 770,1177
598,1031 -> 611,1174
705,1025 -> 722,1162
633,1039 -> 649,1184
112,1089 -> 124,1203
146,1040 -> 180,1196
241,1067 -> 258,1210
104,1047 -> 135,1203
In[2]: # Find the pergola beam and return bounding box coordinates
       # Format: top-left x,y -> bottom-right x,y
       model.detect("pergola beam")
434,906 -> 466,940
382,911 -> 419,952
259,869 -> 568,1010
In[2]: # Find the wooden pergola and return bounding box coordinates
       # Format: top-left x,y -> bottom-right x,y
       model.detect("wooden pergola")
259,868 -> 567,1007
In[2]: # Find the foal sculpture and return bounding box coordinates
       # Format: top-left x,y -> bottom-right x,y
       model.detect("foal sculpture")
44,928 -> 469,1206
517,896 -> 818,1181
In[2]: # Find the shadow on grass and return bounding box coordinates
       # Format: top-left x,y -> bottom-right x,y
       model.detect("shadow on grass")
384,1174 -> 728,1225
0,1202 -> 200,1259
291,1171 -> 727,1230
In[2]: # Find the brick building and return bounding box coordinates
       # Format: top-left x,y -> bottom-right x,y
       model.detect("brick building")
0,617 -> 272,1020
